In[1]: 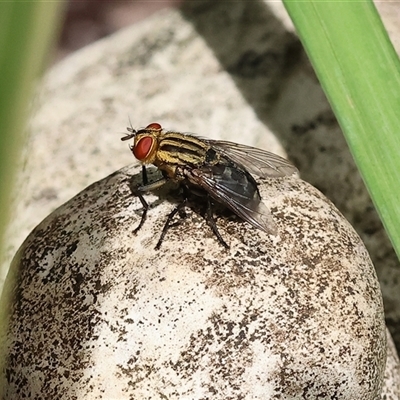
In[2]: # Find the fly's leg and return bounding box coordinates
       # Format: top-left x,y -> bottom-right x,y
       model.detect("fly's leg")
130,189 -> 149,234
129,166 -> 167,234
141,165 -> 148,185
177,185 -> 192,220
205,196 -> 229,249
178,208 -> 187,219
155,198 -> 188,250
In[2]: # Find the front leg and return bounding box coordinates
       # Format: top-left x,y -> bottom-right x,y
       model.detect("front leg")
141,165 -> 148,185
129,166 -> 168,234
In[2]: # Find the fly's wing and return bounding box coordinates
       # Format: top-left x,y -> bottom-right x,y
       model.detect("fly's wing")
206,139 -> 297,178
186,165 -> 278,235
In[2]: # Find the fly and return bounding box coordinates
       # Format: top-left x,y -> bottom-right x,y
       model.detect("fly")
122,122 -> 297,249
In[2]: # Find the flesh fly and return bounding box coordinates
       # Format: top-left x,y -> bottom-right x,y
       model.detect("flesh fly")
122,122 -> 297,249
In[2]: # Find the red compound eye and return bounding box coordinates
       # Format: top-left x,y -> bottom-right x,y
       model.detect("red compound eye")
146,122 -> 162,130
134,136 -> 153,160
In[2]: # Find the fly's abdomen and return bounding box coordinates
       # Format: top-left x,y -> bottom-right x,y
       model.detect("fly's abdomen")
212,163 -> 260,203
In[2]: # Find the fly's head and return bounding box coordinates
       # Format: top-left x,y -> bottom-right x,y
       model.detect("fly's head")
122,122 -> 163,165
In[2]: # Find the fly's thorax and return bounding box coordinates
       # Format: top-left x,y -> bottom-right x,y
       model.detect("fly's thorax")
155,132 -> 213,167
156,162 -> 180,181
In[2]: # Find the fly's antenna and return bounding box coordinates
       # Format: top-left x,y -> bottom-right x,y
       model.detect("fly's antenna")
121,118 -> 136,141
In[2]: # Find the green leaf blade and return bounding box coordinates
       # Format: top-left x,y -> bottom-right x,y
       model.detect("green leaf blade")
283,0 -> 400,259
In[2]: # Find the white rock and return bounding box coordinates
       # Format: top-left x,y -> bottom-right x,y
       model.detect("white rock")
1,165 -> 387,399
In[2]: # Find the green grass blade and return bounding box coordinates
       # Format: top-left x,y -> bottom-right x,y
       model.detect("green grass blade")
0,3 -> 64,283
0,5 -> 65,378
283,0 -> 400,259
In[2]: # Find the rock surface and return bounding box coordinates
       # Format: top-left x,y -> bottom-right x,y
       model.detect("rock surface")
1,165 -> 387,399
